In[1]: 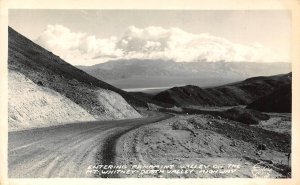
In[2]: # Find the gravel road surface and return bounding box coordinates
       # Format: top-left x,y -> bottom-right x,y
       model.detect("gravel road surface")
8,112 -> 171,178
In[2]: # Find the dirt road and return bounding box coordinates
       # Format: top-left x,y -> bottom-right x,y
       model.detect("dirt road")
8,112 -> 172,178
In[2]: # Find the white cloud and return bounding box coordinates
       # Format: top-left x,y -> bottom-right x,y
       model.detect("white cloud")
35,24 -> 288,66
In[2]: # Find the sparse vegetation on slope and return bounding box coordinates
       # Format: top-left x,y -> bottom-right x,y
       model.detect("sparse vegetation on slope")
221,107 -> 270,125
128,92 -> 173,108
247,83 -> 291,113
153,73 -> 291,107
160,106 -> 270,125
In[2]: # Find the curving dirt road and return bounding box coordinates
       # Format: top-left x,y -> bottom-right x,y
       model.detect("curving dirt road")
8,112 -> 172,178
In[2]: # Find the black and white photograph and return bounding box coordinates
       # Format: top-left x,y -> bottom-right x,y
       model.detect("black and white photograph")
2,1 -> 299,182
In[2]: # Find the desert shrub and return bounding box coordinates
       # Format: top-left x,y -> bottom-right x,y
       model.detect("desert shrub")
172,120 -> 194,130
238,112 -> 260,125
221,107 -> 269,125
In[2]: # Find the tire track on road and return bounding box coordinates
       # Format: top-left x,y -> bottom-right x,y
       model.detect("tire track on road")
96,113 -> 173,178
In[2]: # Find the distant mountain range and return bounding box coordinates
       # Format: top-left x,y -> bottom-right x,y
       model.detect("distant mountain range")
78,59 -> 291,89
152,73 -> 292,109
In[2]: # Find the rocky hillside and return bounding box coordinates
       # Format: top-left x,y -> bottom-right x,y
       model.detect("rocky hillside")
247,83 -> 292,113
153,73 -> 291,107
8,71 -> 96,131
8,27 -> 143,130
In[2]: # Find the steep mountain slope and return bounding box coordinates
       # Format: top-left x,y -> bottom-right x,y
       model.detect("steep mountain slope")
8,27 -> 143,130
128,92 -> 173,108
247,83 -> 291,113
8,27 -> 146,108
153,73 -> 291,107
78,59 -> 291,89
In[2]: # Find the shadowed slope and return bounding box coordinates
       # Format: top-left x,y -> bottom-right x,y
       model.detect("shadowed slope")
153,73 -> 291,107
247,83 -> 291,113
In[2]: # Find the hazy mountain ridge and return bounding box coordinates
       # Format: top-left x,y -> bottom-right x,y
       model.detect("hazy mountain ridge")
78,59 -> 291,89
152,73 -> 291,107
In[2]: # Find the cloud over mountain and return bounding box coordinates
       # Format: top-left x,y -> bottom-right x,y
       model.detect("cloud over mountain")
35,24 -> 288,66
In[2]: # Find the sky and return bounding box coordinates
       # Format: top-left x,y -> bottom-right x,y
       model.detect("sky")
9,10 -> 291,66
